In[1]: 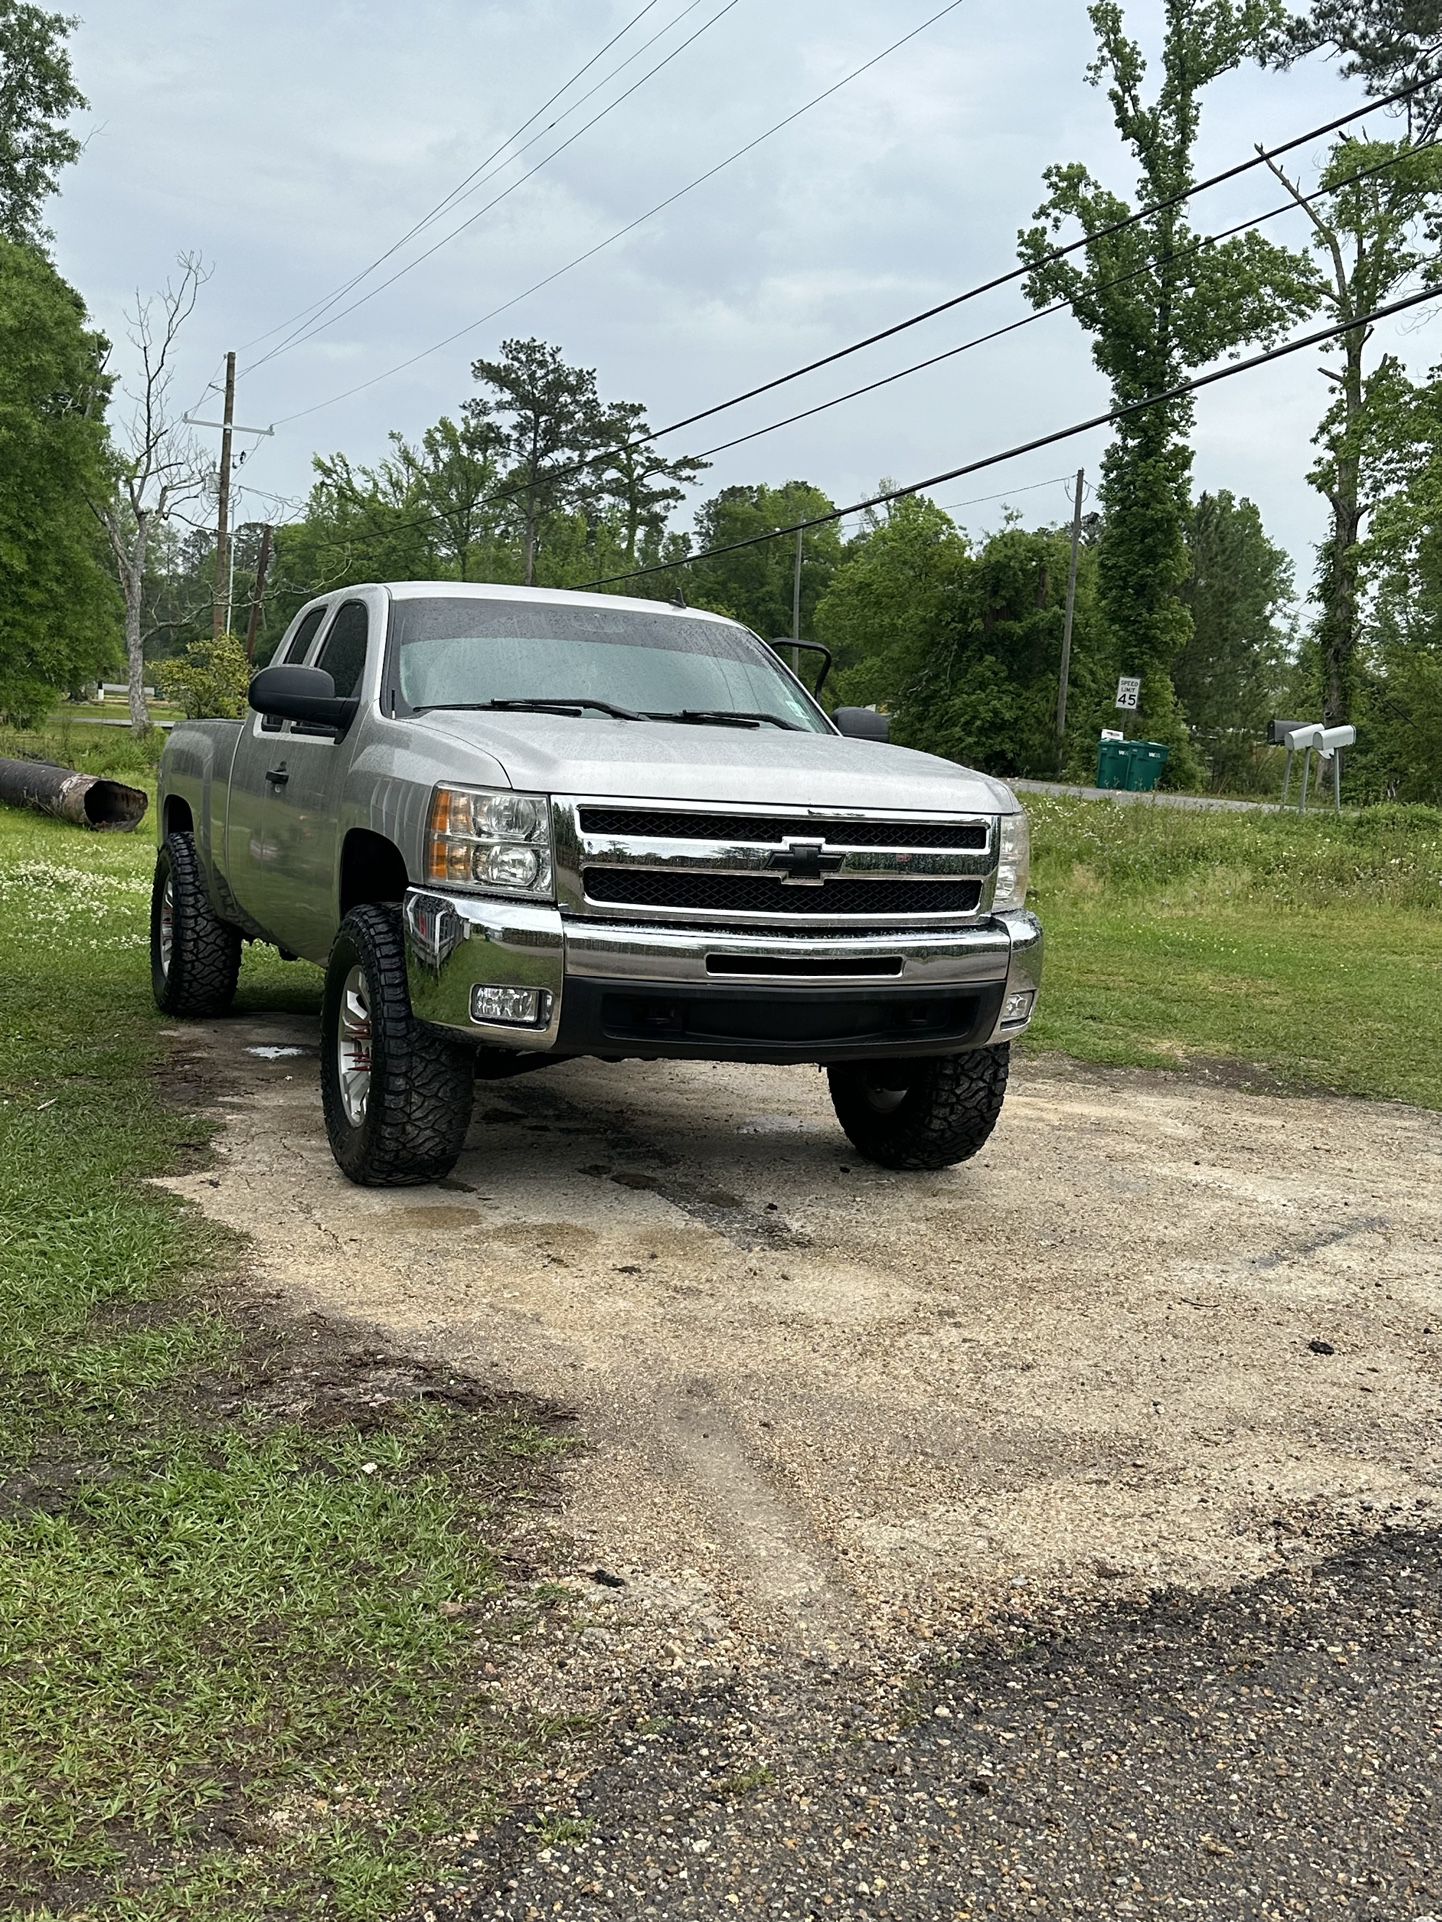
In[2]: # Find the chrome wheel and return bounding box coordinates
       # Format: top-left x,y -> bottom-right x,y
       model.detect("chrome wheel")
158,875 -> 174,977
337,963 -> 372,1128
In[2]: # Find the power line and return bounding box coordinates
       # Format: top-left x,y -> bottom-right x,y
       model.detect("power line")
244,0 -> 720,367
827,477 -> 1074,535
657,139 -> 1424,471
236,0 -> 672,356
294,134 -> 1425,556
269,75 -> 1426,437
244,0 -> 745,376
267,0 -> 974,425
933,477 -> 1078,515
575,283 -> 1442,589
269,78 -> 1422,522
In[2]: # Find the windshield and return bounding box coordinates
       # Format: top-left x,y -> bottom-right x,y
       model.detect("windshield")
390,596 -> 830,733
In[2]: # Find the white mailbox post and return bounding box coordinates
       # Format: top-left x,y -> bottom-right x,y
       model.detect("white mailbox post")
1282,722 -> 1356,814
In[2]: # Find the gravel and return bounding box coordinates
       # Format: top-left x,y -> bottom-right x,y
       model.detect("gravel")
425,1526 -> 1442,1919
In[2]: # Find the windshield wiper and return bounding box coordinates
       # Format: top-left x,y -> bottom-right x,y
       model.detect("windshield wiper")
416,697 -> 646,721
647,709 -> 798,731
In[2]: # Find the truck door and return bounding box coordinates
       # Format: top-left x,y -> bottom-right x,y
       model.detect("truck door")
226,597 -> 373,962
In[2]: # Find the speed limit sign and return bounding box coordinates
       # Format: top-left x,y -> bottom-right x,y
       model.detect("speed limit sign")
1115,676 -> 1141,711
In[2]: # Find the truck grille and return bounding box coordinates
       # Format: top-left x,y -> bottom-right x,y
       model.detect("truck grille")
579,807 -> 987,851
554,796 -> 996,927
583,870 -> 983,917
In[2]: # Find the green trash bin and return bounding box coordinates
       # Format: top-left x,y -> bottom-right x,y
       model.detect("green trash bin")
1096,738 -> 1129,789
1124,740 -> 1170,791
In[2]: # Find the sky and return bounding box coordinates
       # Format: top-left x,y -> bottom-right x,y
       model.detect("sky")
51,0 -> 1442,592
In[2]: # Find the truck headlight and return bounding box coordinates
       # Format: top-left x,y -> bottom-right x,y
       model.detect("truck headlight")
425,783 -> 554,898
993,811 -> 1030,912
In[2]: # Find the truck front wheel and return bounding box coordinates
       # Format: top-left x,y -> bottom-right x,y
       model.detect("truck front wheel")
150,831 -> 242,1017
827,1044 -> 1010,1171
321,904 -> 474,1187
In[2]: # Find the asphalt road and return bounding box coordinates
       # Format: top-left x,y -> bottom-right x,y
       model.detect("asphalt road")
430,1528 -> 1442,1921
1010,779 -> 1283,814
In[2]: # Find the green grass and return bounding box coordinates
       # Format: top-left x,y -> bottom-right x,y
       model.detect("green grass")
0,806 -> 568,1919
58,701 -> 183,725
1023,796 -> 1442,1106
0,718 -> 169,784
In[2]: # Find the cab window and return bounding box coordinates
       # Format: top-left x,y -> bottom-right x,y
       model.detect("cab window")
260,605 -> 328,733
315,601 -> 370,700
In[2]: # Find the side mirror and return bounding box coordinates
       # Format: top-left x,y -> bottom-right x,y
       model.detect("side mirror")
833,706 -> 891,742
248,664 -> 358,732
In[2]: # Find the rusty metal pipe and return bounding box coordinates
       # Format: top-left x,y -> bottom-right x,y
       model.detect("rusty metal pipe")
0,756 -> 148,832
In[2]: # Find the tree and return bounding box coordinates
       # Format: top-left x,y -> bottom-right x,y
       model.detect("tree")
595,401 -> 708,566
1258,0 -> 1442,724
1345,357 -> 1442,801
1019,0 -> 1316,773
814,494 -> 970,700
1176,490 -> 1296,785
813,496 -> 1118,778
266,456 -> 438,647
687,482 -> 843,639
466,338 -> 605,586
1265,140 -> 1442,720
929,521 -> 1112,777
0,2 -> 85,247
97,254 -> 214,732
1269,2 -> 1442,143
0,237 -> 117,723
383,413 -> 508,581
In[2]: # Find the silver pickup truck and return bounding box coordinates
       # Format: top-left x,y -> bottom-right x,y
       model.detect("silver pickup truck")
152,582 -> 1042,1186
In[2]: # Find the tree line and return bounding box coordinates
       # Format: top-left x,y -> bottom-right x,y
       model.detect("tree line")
2,0 -> 1440,801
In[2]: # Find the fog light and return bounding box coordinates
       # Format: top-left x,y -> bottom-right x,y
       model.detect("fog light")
1001,989 -> 1036,1026
470,985 -> 551,1026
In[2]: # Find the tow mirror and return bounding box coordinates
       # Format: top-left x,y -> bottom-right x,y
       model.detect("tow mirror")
248,664 -> 358,731
833,706 -> 891,742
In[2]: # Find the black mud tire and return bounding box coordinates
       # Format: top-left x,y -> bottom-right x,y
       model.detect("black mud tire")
320,904 -> 475,1187
150,831 -> 242,1017
827,1043 -> 1010,1171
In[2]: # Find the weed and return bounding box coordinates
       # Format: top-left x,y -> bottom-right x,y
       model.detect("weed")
715,1763 -> 775,1796
529,1815 -> 596,1849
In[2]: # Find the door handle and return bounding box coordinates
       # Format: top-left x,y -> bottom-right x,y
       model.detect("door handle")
265,765 -> 289,787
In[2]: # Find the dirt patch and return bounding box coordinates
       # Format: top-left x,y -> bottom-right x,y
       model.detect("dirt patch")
160,1014 -> 1442,1661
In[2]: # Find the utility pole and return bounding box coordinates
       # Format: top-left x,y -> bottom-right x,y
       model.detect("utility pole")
183,364 -> 273,642
213,352 -> 236,638
791,527 -> 803,673
1055,468 -> 1086,773
244,523 -> 274,662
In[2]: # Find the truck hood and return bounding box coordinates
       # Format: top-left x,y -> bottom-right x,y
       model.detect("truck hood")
414,711 -> 1018,814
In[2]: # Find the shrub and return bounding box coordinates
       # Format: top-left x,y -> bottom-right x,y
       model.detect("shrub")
155,634 -> 250,721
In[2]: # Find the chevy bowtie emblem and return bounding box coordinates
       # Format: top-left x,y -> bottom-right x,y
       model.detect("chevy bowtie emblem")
767,839 -> 846,885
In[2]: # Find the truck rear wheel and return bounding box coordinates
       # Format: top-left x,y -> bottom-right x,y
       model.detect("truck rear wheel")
150,831 -> 242,1017
828,1043 -> 1010,1171
321,904 -> 474,1187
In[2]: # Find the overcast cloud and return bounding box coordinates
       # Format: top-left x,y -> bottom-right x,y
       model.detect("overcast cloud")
54,0 -> 1441,586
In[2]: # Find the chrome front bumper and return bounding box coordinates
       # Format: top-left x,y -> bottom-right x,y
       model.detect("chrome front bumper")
403,887 -> 1043,1057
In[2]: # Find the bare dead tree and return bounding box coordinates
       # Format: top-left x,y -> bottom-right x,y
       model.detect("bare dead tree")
97,254 -> 214,733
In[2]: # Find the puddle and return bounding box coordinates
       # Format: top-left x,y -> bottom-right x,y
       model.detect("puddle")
245,1046 -> 315,1060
